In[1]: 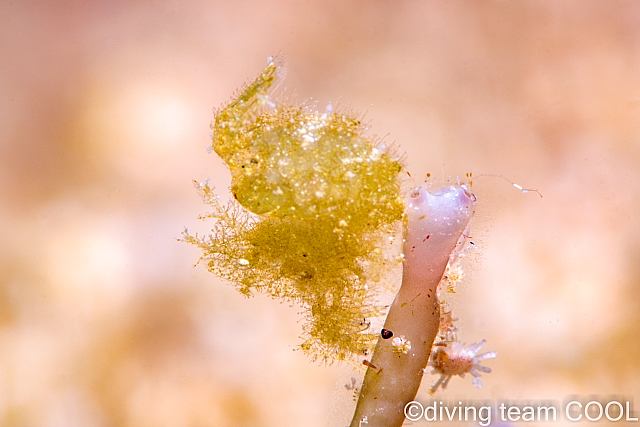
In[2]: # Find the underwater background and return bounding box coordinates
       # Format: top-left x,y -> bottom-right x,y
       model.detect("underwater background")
1,1 -> 639,426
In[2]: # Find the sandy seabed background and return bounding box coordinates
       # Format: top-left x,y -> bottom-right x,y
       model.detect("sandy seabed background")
1,1 -> 639,426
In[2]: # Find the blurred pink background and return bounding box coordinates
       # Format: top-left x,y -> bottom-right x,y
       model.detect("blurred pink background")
1,1 -> 639,426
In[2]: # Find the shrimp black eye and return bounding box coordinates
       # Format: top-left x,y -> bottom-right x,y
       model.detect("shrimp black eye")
381,329 -> 393,339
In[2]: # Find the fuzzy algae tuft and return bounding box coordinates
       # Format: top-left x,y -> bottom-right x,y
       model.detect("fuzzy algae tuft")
183,57 -> 405,363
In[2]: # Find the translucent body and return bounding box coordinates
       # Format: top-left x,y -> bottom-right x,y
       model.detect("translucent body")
184,58 -> 404,363
428,339 -> 497,393
211,59 -> 403,227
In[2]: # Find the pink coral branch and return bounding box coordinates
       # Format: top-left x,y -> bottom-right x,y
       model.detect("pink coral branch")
350,185 -> 476,427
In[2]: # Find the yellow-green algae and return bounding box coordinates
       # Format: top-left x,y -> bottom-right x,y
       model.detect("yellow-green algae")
183,57 -> 404,363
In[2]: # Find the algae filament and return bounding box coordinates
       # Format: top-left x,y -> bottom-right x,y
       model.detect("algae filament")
183,57 -> 404,363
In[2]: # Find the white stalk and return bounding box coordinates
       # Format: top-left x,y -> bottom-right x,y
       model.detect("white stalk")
350,185 -> 476,427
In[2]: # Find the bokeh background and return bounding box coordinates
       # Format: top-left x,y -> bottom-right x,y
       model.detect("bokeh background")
2,1 -> 639,426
